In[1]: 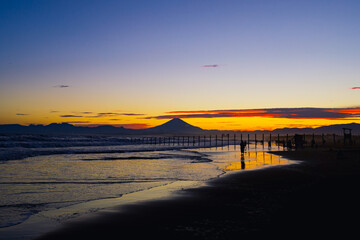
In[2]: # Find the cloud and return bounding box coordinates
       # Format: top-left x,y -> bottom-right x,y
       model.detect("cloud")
275,123 -> 325,128
114,123 -> 151,129
202,64 -> 219,68
96,113 -> 120,117
54,85 -> 70,88
80,123 -> 151,129
351,87 -> 360,89
145,107 -> 360,120
58,112 -> 145,119
62,121 -> 90,124
60,115 -> 83,118
88,112 -> 145,118
120,113 -> 146,116
73,112 -> 120,118
16,113 -> 29,116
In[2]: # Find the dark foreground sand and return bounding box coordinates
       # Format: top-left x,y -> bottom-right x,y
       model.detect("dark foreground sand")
37,149 -> 360,239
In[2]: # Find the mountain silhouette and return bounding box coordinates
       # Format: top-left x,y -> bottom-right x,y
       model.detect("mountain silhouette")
0,120 -> 359,135
144,118 -> 203,134
270,122 -> 360,135
0,118 -> 203,135
0,123 -> 130,135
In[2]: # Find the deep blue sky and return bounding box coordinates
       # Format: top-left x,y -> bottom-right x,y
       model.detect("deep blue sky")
1,0 -> 360,129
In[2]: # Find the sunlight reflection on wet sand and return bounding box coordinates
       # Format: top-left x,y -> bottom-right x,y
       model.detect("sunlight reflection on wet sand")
224,151 -> 291,171
189,144 -> 293,173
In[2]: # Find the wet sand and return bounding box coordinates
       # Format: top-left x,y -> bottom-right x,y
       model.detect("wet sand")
36,148 -> 360,239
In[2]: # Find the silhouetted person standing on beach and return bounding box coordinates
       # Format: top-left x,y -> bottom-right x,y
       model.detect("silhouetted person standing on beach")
240,140 -> 246,153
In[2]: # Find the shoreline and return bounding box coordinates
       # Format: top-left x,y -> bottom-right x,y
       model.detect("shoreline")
0,145 -> 292,239
0,180 -> 205,240
35,148 -> 360,239
0,147 -> 291,239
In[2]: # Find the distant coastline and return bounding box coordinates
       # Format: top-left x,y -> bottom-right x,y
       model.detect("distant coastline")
1,118 -> 359,136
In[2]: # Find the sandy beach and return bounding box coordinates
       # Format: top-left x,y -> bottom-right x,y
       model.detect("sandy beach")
3,1 -> 360,239
34,148 -> 360,239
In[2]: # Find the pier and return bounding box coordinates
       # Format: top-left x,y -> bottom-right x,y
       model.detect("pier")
129,132 -> 359,150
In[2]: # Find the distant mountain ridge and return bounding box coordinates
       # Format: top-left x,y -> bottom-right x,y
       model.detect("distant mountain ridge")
269,122 -> 360,135
143,118 -> 203,134
0,119 -> 359,135
0,123 -> 131,135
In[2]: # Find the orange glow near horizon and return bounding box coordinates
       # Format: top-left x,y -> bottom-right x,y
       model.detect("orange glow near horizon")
185,117 -> 357,131
167,109 -> 268,114
2,107 -> 360,131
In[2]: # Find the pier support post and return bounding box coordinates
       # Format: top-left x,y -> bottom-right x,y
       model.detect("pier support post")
278,134 -> 280,145
312,134 -> 315,148
278,134 -> 280,149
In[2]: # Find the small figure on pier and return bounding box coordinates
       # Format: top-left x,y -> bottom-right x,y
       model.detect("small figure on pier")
268,140 -> 271,149
294,134 -> 304,149
343,128 -> 352,145
286,140 -> 292,150
311,138 -> 315,148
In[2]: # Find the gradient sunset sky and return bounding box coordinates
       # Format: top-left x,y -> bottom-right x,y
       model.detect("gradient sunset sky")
1,0 -> 360,130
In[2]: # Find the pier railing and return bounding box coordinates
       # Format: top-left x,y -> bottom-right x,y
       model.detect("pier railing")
128,133 -> 360,149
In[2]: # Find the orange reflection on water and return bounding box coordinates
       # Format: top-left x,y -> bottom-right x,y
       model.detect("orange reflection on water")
224,152 -> 290,171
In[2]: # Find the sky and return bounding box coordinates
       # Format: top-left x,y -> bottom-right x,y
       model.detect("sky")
1,0 -> 360,130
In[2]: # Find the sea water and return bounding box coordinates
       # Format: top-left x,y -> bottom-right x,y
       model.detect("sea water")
0,135 -> 290,238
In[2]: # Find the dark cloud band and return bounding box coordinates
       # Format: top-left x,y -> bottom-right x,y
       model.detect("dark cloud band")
60,115 -> 83,118
145,107 -> 360,120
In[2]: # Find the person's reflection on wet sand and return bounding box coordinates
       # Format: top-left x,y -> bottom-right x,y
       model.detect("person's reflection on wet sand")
241,153 -> 245,170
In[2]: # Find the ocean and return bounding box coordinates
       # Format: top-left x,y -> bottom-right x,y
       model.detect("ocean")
0,135 -> 290,239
